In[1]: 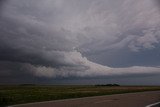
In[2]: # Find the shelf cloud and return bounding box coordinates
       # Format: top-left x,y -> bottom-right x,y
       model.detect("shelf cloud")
0,0 -> 160,84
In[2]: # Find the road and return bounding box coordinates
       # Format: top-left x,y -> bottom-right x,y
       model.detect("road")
10,91 -> 160,107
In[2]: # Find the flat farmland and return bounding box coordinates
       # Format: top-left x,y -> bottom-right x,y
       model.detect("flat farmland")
1,85 -> 160,106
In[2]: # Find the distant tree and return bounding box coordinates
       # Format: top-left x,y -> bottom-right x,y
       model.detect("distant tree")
95,84 -> 120,87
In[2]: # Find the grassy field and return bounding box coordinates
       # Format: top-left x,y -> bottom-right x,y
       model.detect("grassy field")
1,85 -> 160,106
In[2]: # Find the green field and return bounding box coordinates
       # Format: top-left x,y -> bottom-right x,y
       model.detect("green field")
1,85 -> 160,106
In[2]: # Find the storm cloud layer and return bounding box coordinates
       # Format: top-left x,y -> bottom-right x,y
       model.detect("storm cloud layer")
1,0 -> 160,84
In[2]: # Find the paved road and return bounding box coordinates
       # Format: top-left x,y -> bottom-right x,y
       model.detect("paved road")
151,104 -> 160,107
153,104 -> 160,107
10,91 -> 160,107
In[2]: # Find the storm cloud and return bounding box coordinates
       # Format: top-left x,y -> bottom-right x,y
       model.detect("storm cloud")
1,0 -> 160,84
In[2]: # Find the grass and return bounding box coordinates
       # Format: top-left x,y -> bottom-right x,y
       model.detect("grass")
1,85 -> 160,106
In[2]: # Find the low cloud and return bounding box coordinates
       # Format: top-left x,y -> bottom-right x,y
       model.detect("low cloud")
1,50 -> 160,79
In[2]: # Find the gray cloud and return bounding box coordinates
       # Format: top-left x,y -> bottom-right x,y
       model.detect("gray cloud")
1,0 -> 160,84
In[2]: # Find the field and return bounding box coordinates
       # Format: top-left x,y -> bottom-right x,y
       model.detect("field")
1,85 -> 160,106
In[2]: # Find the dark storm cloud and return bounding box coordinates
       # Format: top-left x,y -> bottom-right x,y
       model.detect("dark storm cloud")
0,0 -> 7,10
155,0 -> 160,5
0,16 -> 78,67
1,0 -> 160,84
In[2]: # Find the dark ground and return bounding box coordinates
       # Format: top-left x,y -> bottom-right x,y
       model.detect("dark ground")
9,91 -> 160,107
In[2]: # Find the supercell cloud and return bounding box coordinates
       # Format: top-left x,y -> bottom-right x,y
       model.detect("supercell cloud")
0,0 -> 160,84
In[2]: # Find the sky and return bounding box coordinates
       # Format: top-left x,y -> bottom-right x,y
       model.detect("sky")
0,0 -> 160,85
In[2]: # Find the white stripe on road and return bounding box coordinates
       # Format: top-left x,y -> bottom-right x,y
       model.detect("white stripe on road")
146,102 -> 160,107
